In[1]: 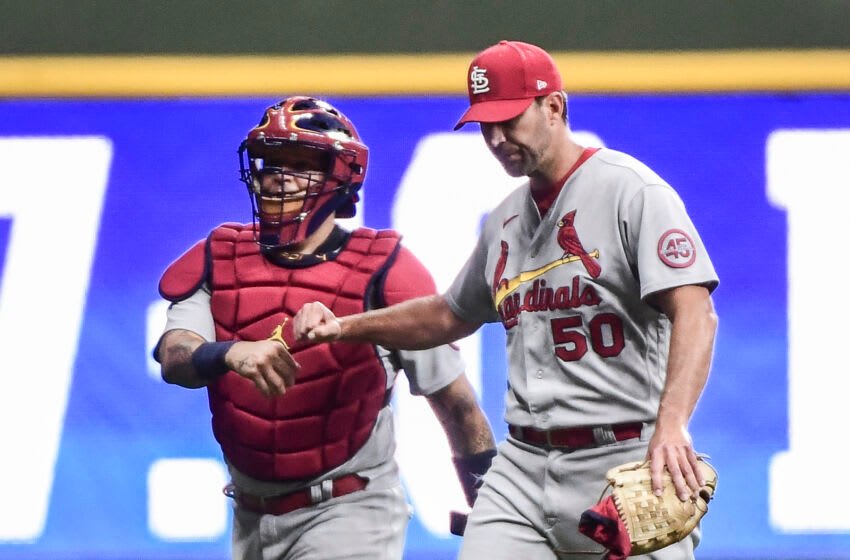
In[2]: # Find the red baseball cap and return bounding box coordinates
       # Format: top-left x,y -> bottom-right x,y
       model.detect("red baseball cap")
454,40 -> 563,130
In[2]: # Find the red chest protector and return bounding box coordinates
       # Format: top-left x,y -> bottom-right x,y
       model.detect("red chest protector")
160,223 -> 402,481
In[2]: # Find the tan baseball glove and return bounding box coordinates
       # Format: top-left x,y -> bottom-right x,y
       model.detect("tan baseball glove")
579,457 -> 717,559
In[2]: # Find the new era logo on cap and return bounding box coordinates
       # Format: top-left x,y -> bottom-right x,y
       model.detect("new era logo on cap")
456,40 -> 563,129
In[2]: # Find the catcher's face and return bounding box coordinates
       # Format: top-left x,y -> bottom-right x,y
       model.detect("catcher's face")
247,143 -> 337,249
255,145 -> 329,217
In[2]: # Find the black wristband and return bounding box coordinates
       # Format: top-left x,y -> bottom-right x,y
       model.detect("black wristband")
191,341 -> 237,380
453,449 -> 497,507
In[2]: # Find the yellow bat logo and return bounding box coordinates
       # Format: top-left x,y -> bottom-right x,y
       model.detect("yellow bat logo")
493,250 -> 599,308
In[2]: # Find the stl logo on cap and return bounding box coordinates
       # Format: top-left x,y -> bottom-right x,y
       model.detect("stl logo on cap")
470,66 -> 490,95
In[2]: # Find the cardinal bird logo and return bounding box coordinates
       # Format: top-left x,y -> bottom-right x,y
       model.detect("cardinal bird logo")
557,210 -> 601,278
490,211 -> 602,310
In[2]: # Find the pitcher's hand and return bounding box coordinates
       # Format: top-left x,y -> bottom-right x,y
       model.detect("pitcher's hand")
294,302 -> 343,343
646,423 -> 703,502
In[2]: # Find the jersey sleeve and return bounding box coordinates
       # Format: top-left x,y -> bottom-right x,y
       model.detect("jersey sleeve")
445,228 -> 502,325
163,284 -> 216,341
380,245 -> 465,395
624,184 -> 719,300
397,346 -> 465,396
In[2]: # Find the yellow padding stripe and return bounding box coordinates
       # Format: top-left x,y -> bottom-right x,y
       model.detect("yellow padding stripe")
1,50 -> 849,97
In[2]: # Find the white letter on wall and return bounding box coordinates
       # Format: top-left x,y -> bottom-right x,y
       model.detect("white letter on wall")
0,137 -> 112,541
767,129 -> 850,532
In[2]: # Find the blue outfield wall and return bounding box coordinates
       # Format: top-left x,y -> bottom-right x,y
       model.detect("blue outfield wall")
1,93 -> 849,559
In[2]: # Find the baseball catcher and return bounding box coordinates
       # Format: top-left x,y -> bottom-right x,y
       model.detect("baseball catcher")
154,96 -> 496,560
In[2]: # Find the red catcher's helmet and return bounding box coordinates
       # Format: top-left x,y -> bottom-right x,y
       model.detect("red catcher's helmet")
238,96 -> 368,249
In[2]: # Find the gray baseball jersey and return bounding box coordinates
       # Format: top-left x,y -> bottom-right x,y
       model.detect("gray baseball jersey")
446,147 -> 718,429
448,147 -> 717,559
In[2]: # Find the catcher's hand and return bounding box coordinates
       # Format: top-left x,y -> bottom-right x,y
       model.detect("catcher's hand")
579,456 -> 717,558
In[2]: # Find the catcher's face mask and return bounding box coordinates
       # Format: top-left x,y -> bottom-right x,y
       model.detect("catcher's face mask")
238,96 -> 368,249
